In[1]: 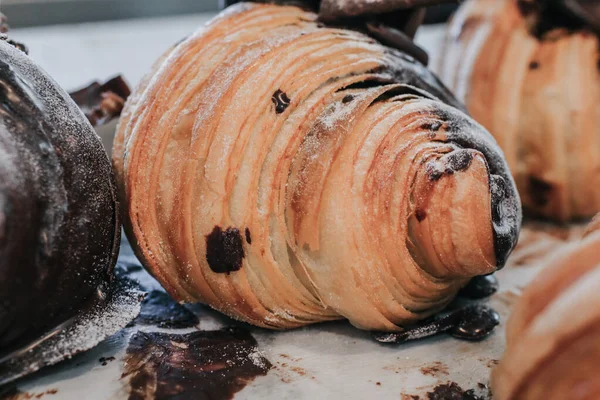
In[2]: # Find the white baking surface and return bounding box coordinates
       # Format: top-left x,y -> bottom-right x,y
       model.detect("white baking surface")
4,14 -> 554,400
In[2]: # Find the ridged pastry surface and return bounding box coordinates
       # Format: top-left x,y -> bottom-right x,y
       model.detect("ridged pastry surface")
114,3 -> 520,330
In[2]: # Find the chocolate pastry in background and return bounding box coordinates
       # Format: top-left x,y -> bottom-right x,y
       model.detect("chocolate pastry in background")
69,76 -> 131,128
437,0 -> 600,221
114,2 -> 521,332
0,36 -> 140,385
492,214 -> 600,399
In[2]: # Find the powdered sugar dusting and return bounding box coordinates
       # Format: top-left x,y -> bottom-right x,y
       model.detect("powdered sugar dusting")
0,280 -> 143,386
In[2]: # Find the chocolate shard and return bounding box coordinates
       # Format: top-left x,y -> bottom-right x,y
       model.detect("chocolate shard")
319,0 -> 459,22
372,305 -> 500,344
366,22 -> 429,65
69,75 -> 131,127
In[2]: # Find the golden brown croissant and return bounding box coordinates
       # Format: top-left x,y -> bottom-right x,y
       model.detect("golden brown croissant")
492,215 -> 600,399
113,3 -> 521,331
437,0 -> 600,221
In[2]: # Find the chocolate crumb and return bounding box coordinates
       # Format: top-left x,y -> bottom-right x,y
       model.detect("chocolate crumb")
420,361 -> 449,377
245,227 -> 252,244
426,382 -> 483,400
122,328 -> 271,400
99,356 -> 115,366
205,226 -> 245,274
376,382 -> 381,386
529,60 -> 540,69
272,89 -> 290,114
3,389 -> 59,400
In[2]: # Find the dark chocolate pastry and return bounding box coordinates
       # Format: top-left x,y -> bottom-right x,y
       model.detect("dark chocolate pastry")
113,2 -> 520,331
438,0 -> 600,221
0,37 -> 137,377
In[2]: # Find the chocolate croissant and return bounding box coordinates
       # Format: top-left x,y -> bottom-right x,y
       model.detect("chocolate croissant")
0,40 -> 120,351
438,0 -> 600,221
492,215 -> 600,399
113,2 -> 521,331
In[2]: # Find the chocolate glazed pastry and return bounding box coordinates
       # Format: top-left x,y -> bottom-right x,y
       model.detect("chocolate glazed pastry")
438,0 -> 600,221
113,2 -> 521,332
0,39 -> 140,384
492,215 -> 600,399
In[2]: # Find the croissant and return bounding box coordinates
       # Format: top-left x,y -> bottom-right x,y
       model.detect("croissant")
492,215 -> 600,399
0,40 -> 121,351
113,2 -> 521,331
437,0 -> 600,221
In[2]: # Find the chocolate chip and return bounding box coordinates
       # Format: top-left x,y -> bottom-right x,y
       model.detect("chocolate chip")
272,89 -> 290,114
529,60 -> 540,69
420,121 -> 442,131
415,209 -> 427,222
205,226 -> 245,274
342,94 -> 354,103
450,305 -> 500,341
245,227 -> 252,245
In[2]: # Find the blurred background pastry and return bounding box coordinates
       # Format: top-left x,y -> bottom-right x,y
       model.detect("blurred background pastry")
437,0 -> 600,221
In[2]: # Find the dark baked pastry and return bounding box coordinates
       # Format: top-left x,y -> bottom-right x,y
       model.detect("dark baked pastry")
438,0 -> 600,221
113,1 -> 521,331
492,214 -> 600,399
0,39 -> 120,351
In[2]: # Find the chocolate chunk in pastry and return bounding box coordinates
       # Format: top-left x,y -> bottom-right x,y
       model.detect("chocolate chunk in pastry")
437,0 -> 600,221
0,38 -> 139,383
69,75 -> 131,127
492,214 -> 600,399
113,3 -> 520,332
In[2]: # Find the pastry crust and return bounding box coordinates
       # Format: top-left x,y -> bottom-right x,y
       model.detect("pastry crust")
492,216 -> 600,399
438,0 -> 600,221
114,3 -> 521,330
